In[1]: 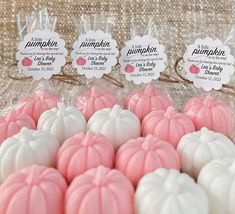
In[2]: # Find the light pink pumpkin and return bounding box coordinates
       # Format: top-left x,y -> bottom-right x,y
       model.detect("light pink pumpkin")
0,110 -> 36,144
183,95 -> 234,136
124,85 -> 172,121
16,91 -> 60,123
57,131 -> 115,183
65,165 -> 134,214
77,87 -> 116,120
115,135 -> 181,187
142,106 -> 195,148
0,165 -> 67,214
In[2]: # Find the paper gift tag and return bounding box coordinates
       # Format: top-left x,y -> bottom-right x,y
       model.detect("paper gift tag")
183,37 -> 234,91
16,29 -> 67,80
71,30 -> 119,79
119,35 -> 167,84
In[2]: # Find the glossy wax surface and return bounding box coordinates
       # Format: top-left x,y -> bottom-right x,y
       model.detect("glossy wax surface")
65,166 -> 134,214
0,165 -> 67,214
57,131 -> 114,183
142,106 -> 195,148
77,87 -> 116,120
115,135 -> 180,186
183,95 -> 234,136
124,85 -> 172,121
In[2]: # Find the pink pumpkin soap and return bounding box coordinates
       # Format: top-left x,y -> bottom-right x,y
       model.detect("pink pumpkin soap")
0,110 -> 36,144
183,95 -> 234,136
124,85 -> 172,121
57,131 -> 115,183
16,91 -> 60,123
65,166 -> 134,214
77,87 -> 116,120
115,135 -> 180,187
0,165 -> 67,214
142,106 -> 195,148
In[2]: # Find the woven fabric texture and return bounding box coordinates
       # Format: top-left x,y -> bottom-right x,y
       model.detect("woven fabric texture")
0,0 -> 235,112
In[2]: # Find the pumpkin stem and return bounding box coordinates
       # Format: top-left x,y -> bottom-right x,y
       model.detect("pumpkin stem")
81,131 -> 94,146
203,95 -> 215,107
144,85 -> 155,96
20,127 -> 32,142
142,135 -> 156,150
93,166 -> 108,186
5,110 -> 17,122
164,173 -> 180,193
110,105 -> 121,117
57,103 -> 66,115
25,166 -> 41,185
164,106 -> 176,119
200,127 -> 211,141
90,87 -> 100,98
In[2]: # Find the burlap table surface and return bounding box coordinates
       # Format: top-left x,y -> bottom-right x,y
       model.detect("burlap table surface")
1,0 -> 235,114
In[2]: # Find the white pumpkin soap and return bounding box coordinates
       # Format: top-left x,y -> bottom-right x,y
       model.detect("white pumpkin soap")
135,168 -> 208,214
38,103 -> 86,145
0,127 -> 59,183
87,104 -> 140,150
177,127 -> 235,179
198,158 -> 235,214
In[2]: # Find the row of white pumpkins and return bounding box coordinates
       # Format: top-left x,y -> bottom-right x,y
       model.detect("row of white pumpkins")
0,103 -> 235,213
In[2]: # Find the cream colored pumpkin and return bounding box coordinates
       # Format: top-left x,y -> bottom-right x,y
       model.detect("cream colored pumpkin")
0,128 -> 59,183
198,158 -> 235,214
87,105 -> 140,150
177,127 -> 235,179
135,168 -> 208,214
37,103 -> 86,145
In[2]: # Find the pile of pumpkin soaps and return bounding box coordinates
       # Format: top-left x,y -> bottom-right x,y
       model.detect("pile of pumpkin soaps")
0,85 -> 235,214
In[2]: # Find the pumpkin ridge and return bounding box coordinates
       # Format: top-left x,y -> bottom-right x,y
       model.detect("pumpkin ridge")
213,106 -> 228,134
75,185 -> 95,213
28,140 -> 51,166
142,150 -> 150,175
151,118 -> 163,137
212,139 -> 234,156
227,174 -> 235,213
63,148 -> 77,182
191,143 -> 209,178
121,150 -> 141,175
116,147 -> 140,172
94,142 -> 112,166
0,183 -> 26,213
0,144 -> 18,180
107,185 -> 122,214
6,185 -> 29,214
36,184 -> 50,214
209,171 -> 232,200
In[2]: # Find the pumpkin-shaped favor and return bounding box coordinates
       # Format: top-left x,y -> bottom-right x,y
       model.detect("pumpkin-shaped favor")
115,135 -> 180,186
77,87 -> 116,120
135,168 -> 208,214
87,105 -> 141,150
177,127 -> 235,179
65,166 -> 134,214
183,95 -> 234,136
142,106 -> 195,148
57,131 -> 115,183
124,85 -> 172,121
37,103 -> 86,145
16,91 -> 60,123
0,128 -> 59,183
0,165 -> 67,214
198,158 -> 235,214
0,110 -> 36,144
